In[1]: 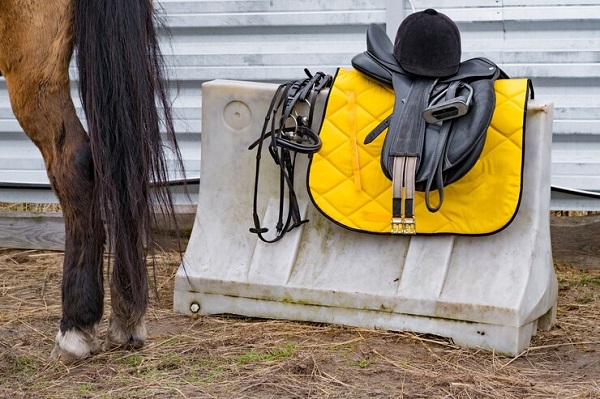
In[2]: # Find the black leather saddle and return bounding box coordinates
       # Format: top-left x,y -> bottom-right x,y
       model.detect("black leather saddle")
351,24 -> 506,234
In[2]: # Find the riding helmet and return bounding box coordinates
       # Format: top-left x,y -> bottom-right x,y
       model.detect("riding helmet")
393,8 -> 461,78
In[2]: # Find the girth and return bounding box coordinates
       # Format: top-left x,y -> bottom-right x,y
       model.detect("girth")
352,24 -> 505,234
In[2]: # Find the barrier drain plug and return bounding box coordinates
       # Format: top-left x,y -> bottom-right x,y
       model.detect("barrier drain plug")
190,302 -> 201,314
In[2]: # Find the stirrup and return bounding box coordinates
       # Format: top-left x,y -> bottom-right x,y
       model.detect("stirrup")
422,82 -> 473,123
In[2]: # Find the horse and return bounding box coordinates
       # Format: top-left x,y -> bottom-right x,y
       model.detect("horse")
0,0 -> 184,361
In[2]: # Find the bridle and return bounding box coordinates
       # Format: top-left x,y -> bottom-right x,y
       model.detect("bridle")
249,69 -> 332,243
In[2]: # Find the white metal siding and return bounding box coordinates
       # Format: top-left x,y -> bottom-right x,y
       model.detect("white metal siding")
1,1 -> 599,210
0,0 -> 385,203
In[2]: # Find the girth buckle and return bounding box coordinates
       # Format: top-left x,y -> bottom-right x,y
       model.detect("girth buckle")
391,217 -> 404,234
391,217 -> 416,235
402,217 -> 416,235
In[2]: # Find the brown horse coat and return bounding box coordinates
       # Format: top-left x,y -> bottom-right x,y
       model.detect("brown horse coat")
0,0 -> 182,361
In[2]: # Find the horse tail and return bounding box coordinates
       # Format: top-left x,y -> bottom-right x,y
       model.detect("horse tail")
73,1 -> 183,317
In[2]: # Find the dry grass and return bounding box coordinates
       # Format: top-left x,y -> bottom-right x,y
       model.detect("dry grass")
0,202 -> 61,213
0,245 -> 599,398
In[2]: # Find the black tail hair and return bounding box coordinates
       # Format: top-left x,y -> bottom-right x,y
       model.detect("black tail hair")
73,0 -> 183,317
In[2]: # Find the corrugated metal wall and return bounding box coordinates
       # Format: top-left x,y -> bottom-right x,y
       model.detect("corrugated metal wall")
0,1 -> 599,209
0,0 -> 386,204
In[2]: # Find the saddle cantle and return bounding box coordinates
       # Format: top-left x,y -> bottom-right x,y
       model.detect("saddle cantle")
351,23 -> 506,234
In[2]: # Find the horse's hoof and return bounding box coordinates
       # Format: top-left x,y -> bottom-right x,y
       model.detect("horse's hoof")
50,328 -> 102,362
104,315 -> 147,351
103,336 -> 145,351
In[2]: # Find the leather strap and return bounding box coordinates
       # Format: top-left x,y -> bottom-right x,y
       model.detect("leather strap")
391,156 -> 417,234
387,78 -> 434,234
249,71 -> 332,243
423,81 -> 460,212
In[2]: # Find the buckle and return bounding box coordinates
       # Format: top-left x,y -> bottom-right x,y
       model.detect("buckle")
422,83 -> 473,124
391,217 -> 416,235
403,217 -> 416,235
391,217 -> 404,234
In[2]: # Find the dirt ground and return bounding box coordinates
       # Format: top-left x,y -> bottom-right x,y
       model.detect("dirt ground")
1,239 -> 599,399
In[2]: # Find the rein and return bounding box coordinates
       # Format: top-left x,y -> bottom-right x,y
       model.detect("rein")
249,69 -> 332,243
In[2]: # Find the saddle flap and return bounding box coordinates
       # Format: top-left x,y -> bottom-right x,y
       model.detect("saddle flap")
416,79 -> 495,189
443,80 -> 495,168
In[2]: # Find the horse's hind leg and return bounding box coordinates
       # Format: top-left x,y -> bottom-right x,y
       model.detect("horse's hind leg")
0,1 -> 105,361
9,83 -> 105,361
12,90 -> 105,360
49,124 -> 106,361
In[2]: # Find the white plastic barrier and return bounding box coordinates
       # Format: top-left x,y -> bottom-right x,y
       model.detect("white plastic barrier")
174,79 -> 557,356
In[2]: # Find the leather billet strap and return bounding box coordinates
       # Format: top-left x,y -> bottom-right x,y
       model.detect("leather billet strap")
249,70 -> 332,243
387,78 -> 432,234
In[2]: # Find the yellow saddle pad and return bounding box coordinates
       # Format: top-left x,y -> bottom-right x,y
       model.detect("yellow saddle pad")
307,68 -> 530,235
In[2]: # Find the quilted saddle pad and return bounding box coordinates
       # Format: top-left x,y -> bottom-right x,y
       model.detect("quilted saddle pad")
307,68 -> 530,235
